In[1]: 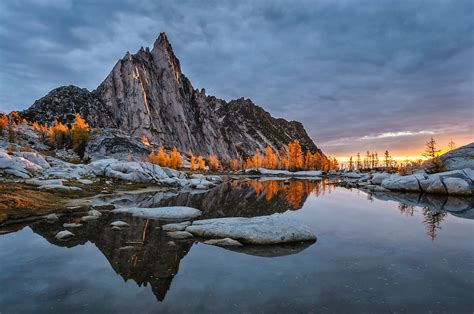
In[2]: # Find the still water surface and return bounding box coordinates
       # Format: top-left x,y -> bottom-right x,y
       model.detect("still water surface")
0,179 -> 473,313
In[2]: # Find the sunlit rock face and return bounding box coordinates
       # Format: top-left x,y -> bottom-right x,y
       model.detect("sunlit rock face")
439,142 -> 474,171
21,33 -> 324,160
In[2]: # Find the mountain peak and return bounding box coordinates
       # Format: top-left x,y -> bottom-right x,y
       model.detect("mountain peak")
152,32 -> 181,78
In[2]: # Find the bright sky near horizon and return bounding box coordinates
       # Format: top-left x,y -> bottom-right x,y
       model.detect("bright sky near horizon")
1,0 -> 473,158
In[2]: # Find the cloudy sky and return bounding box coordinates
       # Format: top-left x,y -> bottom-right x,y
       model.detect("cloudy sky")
1,0 -> 472,158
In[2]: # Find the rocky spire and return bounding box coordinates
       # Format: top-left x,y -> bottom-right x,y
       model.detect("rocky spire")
152,32 -> 182,80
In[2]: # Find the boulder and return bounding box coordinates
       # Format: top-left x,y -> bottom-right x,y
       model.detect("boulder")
46,213 -> 59,220
185,214 -> 316,245
381,174 -> 423,192
166,231 -> 194,239
113,206 -> 202,220
162,221 -> 191,232
13,152 -> 50,169
292,170 -> 323,177
110,221 -> 129,227
63,223 -> 82,228
0,150 -> 44,178
88,209 -> 102,217
443,177 -> 471,196
343,172 -> 363,179
439,142 -> 474,171
81,215 -> 100,222
371,172 -> 391,185
162,167 -> 185,179
55,230 -> 75,240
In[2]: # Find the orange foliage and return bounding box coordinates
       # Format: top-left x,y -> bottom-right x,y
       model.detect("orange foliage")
71,114 -> 90,157
197,156 -> 206,170
189,151 -> 196,170
0,115 -> 8,132
230,159 -> 240,171
169,147 -> 182,169
156,147 -> 169,167
208,155 -> 219,171
264,146 -> 279,169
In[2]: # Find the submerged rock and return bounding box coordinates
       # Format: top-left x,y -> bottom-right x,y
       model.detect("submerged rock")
204,238 -> 243,247
185,214 -> 316,245
113,206 -> 202,220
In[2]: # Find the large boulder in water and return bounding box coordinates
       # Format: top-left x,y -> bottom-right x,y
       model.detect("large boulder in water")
185,214 -> 316,245
381,174 -> 424,192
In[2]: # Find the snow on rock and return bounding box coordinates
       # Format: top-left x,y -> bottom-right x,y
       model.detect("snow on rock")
55,230 -> 75,240
204,238 -> 243,247
185,214 -> 316,245
113,206 -> 202,220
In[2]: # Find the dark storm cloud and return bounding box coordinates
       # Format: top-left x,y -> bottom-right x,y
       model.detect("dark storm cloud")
1,0 -> 473,155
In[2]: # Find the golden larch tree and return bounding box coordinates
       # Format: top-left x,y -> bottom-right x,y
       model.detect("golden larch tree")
71,114 -> 90,157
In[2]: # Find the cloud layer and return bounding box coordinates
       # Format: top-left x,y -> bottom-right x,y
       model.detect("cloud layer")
1,0 -> 472,156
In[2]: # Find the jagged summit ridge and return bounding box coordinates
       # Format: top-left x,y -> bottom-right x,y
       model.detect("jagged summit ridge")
22,32 -> 324,160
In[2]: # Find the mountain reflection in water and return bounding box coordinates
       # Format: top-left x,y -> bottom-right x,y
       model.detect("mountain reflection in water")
28,179 -> 327,302
2,178 -> 473,304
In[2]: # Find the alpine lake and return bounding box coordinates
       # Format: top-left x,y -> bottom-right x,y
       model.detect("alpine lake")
1,177 -> 473,313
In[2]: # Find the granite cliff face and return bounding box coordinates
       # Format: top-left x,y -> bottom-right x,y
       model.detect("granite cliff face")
22,33 -> 323,160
